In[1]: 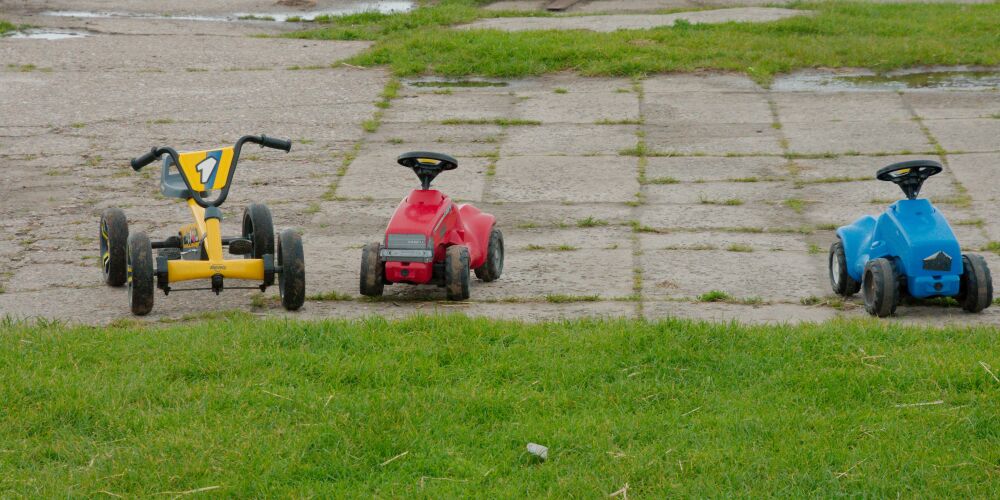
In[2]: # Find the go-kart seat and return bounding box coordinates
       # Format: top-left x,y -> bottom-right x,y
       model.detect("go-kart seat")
160,156 -> 193,200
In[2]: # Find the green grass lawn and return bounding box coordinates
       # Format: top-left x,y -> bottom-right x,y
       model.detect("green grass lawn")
3,314 -> 1000,496
290,1 -> 1000,82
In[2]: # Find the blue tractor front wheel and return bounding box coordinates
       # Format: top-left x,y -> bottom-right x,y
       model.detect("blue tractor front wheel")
863,258 -> 899,318
958,254 -> 993,313
829,239 -> 861,297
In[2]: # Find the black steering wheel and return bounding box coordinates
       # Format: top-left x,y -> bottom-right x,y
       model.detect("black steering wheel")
876,159 -> 942,200
397,151 -> 458,190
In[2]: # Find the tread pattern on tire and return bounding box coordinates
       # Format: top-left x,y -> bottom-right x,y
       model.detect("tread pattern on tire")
474,227 -> 504,282
360,242 -> 385,297
960,254 -> 993,313
101,208 -> 129,287
127,232 -> 154,316
278,229 -> 305,311
863,257 -> 898,318
242,203 -> 275,259
445,245 -> 470,301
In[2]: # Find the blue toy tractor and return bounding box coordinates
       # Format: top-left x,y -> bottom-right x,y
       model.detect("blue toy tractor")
829,160 -> 993,317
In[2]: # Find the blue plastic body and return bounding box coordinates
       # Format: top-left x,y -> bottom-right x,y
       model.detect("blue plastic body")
837,198 -> 963,299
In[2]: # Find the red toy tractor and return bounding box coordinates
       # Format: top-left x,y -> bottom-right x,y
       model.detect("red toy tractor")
360,152 -> 504,300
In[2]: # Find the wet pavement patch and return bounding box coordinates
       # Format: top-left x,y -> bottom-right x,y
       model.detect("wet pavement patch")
773,68 -> 1000,92
5,29 -> 91,40
408,79 -> 509,88
42,2 -> 413,23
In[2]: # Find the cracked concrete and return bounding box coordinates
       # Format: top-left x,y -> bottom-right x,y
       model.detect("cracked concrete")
1,5 -> 999,327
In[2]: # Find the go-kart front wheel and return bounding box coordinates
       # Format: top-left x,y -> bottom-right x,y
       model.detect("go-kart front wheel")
445,245 -> 470,301
100,208 -> 129,286
958,254 -> 993,313
862,258 -> 898,318
127,231 -> 154,316
277,229 -> 305,311
828,239 -> 860,297
474,227 -> 504,282
360,242 -> 385,297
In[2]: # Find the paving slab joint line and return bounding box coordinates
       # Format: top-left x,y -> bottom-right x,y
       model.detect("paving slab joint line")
631,77 -> 647,317
898,92 -> 985,240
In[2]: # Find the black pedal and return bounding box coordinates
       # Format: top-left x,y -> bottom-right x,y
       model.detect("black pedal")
211,274 -> 224,295
229,238 -> 253,256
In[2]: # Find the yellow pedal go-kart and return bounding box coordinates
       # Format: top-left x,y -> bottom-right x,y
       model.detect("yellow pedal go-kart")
99,135 -> 304,315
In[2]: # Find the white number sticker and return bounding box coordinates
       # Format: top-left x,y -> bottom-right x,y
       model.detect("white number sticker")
195,156 -> 218,185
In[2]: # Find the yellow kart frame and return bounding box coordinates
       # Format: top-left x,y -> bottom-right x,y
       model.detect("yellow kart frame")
99,135 -> 305,316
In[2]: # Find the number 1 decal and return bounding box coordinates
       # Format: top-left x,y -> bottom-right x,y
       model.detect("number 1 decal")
195,156 -> 218,185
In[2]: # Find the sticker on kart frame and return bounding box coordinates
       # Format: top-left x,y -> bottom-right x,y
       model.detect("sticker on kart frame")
177,148 -> 235,191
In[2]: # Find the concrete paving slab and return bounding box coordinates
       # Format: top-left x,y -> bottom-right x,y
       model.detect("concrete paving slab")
368,123 -> 504,155
490,155 -> 639,202
903,91 -> 1000,120
791,154 -> 922,181
644,91 -> 773,124
640,203 -> 799,231
948,152 -> 1000,203
923,119 -> 1000,153
639,231 -> 809,252
575,0 -> 702,13
645,181 -> 787,204
456,8 -> 808,32
514,91 -> 639,123
643,73 -> 762,93
774,92 -> 913,123
796,178 -> 953,206
472,245 -> 636,299
485,202 -> 635,228
1,0 -> 407,16
645,123 -> 783,155
501,124 -> 636,156
781,120 -> 931,155
0,35 -> 370,72
644,155 -> 787,182
641,248 -> 827,301
383,93 -> 517,123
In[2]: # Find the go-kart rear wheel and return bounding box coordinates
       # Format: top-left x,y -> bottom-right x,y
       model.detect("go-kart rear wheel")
829,239 -> 860,297
100,208 -> 129,287
127,232 -> 154,316
958,254 -> 993,313
360,242 -> 385,297
474,227 -> 504,282
445,245 -> 471,301
242,203 -> 275,259
862,258 -> 898,318
277,229 -> 305,311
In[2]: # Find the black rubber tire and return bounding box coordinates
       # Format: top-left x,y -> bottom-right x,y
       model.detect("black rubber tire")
958,254 -> 993,313
862,257 -> 898,318
474,227 -> 504,282
277,229 -> 305,311
445,245 -> 471,301
829,239 -> 860,297
360,242 -> 385,297
100,208 -> 129,287
127,231 -> 154,316
242,203 -> 275,259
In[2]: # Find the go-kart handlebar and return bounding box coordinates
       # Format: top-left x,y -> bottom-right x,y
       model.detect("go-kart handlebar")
128,134 -> 292,207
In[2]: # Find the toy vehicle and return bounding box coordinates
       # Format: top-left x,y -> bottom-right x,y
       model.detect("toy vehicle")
99,135 -> 305,315
829,159 -> 992,317
360,152 -> 503,300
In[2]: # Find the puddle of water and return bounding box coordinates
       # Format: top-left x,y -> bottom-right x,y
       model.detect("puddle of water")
5,29 -> 90,40
44,2 -> 413,23
773,68 -> 1000,92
